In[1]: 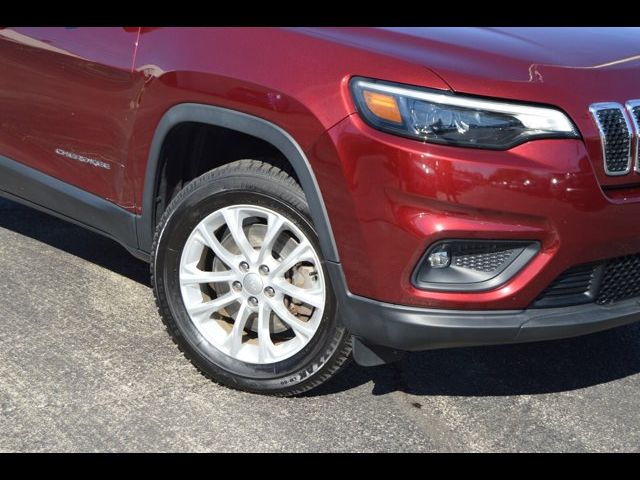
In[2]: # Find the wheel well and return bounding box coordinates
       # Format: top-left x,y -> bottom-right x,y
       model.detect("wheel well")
153,122 -> 300,227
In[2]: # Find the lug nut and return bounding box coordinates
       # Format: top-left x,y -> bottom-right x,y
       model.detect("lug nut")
264,286 -> 275,297
239,261 -> 250,273
232,281 -> 242,292
259,265 -> 270,275
248,296 -> 259,307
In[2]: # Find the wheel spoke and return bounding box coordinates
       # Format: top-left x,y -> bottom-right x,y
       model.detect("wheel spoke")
268,298 -> 316,340
186,291 -> 240,317
181,262 -> 236,285
273,280 -> 324,309
197,223 -> 240,269
222,208 -> 257,263
257,213 -> 285,264
180,204 -> 326,365
257,303 -> 276,363
270,240 -> 314,277
225,300 -> 250,356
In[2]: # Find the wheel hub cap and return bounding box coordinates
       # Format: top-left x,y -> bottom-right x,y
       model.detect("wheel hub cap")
243,273 -> 263,296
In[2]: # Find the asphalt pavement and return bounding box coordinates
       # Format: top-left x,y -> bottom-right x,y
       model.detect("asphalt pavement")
0,196 -> 639,452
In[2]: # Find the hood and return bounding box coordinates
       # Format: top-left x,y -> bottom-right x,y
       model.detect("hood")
299,27 -> 640,101
377,27 -> 640,75
301,27 -> 640,87
297,27 -> 640,187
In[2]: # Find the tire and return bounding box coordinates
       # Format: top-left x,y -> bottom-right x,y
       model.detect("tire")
151,159 -> 352,396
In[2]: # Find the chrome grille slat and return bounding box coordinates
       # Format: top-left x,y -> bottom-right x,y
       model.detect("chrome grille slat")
589,102 -> 632,176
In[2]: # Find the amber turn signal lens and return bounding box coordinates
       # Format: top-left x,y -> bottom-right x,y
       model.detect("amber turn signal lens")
362,90 -> 402,124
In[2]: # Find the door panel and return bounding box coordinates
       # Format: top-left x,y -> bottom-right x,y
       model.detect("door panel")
0,27 -> 143,209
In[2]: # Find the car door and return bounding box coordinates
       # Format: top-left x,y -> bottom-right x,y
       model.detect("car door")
0,27 -> 144,210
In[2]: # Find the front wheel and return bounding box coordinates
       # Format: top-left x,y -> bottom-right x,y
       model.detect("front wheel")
152,160 -> 352,396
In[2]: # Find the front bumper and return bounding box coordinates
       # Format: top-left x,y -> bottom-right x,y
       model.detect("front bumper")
329,262 -> 640,351
314,114 -> 640,310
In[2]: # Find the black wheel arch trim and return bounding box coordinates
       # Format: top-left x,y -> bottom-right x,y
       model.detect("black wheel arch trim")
137,103 -> 341,263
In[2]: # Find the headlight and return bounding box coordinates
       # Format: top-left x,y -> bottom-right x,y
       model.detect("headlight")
350,77 -> 580,150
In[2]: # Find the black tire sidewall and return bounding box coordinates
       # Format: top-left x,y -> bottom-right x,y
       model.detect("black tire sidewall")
154,172 -> 346,393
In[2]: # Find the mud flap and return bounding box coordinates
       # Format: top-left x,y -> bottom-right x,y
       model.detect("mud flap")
352,336 -> 406,367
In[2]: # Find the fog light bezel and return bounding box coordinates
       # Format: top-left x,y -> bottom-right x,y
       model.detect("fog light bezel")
412,239 -> 540,292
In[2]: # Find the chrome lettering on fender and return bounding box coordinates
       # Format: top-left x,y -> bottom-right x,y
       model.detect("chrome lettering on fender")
54,148 -> 111,170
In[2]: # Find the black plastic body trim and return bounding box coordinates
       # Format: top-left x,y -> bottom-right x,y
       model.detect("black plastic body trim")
532,262 -> 602,308
137,103 -> 340,262
0,154 -> 147,261
328,262 -> 640,352
412,239 -> 540,292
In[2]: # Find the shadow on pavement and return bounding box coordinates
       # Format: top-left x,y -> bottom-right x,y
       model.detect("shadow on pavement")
3,196 -> 640,398
313,323 -> 640,397
0,197 -> 150,286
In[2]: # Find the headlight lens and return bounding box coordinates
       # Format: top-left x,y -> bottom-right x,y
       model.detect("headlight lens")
350,77 -> 580,149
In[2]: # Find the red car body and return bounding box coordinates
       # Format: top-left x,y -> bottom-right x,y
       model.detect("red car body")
2,27 -> 640,356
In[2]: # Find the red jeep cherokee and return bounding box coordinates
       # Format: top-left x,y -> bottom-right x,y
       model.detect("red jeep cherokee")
1,27 -> 639,395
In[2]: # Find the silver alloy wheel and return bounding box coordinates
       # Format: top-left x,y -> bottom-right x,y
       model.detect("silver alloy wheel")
179,204 -> 326,364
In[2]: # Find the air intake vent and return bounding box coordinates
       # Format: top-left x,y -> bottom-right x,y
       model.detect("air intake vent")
533,263 -> 596,308
596,254 -> 640,305
534,252 -> 640,308
590,103 -> 632,176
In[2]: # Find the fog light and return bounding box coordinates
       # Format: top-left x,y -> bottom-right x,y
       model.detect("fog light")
413,240 -> 540,292
428,249 -> 450,268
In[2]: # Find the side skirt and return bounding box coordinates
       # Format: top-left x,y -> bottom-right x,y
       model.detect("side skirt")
0,154 -> 148,262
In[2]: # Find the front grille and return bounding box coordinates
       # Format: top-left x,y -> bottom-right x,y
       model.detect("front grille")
590,104 -> 632,175
629,104 -> 640,133
534,253 -> 640,308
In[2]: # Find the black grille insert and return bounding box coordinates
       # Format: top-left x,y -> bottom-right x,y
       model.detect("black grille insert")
630,105 -> 640,131
450,243 -> 522,273
597,255 -> 640,305
534,253 -> 640,308
629,104 -> 640,169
